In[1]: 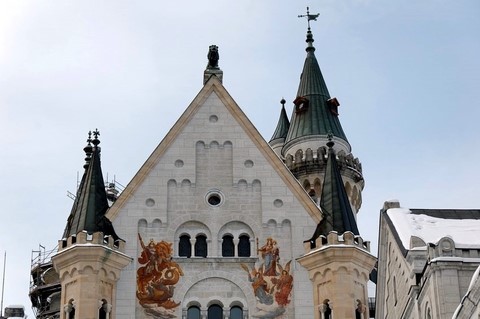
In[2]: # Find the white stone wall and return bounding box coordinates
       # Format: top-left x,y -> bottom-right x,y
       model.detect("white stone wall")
112,90 -> 318,318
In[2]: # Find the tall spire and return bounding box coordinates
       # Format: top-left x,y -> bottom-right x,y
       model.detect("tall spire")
62,130 -> 119,240
282,9 -> 349,155
309,137 -> 359,240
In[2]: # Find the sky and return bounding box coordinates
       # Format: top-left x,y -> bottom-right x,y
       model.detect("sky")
0,1 -> 479,317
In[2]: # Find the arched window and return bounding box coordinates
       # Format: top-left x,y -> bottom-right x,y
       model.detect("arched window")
222,235 -> 234,257
65,299 -> 76,319
230,306 -> 243,319
324,304 -> 331,319
195,235 -> 208,258
425,303 -> 432,319
179,235 -> 191,257
208,304 -> 223,319
187,306 -> 201,319
99,301 -> 107,319
320,300 -> 331,319
238,235 -> 250,257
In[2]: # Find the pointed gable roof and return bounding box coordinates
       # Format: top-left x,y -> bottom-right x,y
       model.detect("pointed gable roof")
308,139 -> 359,240
283,28 -> 349,151
63,131 -> 119,240
106,75 -> 322,223
269,98 -> 290,145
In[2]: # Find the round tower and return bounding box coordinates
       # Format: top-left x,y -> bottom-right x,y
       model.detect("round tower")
278,21 -> 364,214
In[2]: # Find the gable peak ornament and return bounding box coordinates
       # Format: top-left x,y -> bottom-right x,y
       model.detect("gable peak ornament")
204,44 -> 223,84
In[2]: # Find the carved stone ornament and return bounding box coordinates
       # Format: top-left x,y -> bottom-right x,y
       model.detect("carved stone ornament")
207,45 -> 219,69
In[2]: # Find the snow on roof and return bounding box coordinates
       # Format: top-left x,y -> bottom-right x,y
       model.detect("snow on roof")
387,208 -> 480,250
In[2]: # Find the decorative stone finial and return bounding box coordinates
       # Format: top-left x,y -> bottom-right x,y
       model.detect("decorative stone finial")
204,45 -> 223,84
207,45 -> 219,69
280,98 -> 286,107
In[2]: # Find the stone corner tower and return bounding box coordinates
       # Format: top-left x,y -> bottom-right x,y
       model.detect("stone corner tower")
52,130 -> 132,319
297,139 -> 376,319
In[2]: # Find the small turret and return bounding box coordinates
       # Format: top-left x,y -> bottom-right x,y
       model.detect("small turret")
269,98 -> 290,157
52,130 -> 131,319
62,129 -> 120,241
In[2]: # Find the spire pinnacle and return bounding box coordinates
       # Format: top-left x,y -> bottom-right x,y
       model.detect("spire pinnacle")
83,131 -> 93,169
298,7 -> 320,30
92,128 -> 100,147
298,7 -> 320,51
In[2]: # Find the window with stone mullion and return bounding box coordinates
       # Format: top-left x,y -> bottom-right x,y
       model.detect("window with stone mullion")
222,235 -> 234,257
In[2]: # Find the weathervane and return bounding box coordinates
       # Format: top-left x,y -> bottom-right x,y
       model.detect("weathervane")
298,7 -> 320,30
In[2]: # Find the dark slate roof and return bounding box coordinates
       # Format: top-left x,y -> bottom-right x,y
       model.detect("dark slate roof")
409,209 -> 480,220
284,29 -> 348,147
308,141 -> 359,240
62,132 -> 119,240
269,99 -> 290,144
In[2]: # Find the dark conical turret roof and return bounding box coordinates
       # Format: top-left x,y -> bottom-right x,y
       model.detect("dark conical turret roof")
62,130 -> 119,240
284,28 -> 348,149
308,140 -> 359,241
269,98 -> 290,144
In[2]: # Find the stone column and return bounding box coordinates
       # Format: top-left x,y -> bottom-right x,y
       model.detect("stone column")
233,239 -> 239,257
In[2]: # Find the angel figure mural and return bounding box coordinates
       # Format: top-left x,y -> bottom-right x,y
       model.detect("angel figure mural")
137,234 -> 184,318
242,238 -> 294,319
257,237 -> 279,276
241,264 -> 274,305
271,261 -> 293,306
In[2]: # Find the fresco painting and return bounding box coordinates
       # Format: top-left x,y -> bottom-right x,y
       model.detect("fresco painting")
137,234 -> 184,318
242,237 -> 293,318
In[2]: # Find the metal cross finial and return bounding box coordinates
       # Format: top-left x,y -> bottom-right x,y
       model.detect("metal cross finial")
298,7 -> 320,30
86,131 -> 92,144
93,128 -> 100,139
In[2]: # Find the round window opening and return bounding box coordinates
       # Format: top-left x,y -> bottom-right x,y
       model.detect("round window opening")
206,190 -> 224,207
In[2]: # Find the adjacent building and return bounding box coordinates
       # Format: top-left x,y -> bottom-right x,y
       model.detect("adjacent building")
376,200 -> 480,318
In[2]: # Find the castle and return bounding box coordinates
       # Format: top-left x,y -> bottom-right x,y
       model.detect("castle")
26,10 -> 480,319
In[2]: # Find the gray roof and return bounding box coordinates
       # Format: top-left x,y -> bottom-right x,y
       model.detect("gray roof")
308,141 -> 359,241
269,100 -> 290,144
284,29 -> 348,147
62,132 -> 119,240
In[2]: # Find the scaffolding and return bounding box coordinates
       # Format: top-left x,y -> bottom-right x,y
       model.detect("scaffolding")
29,245 -> 60,319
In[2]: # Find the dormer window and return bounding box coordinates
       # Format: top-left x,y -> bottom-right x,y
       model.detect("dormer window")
294,96 -> 309,113
327,97 -> 339,116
